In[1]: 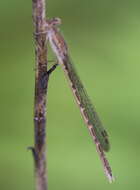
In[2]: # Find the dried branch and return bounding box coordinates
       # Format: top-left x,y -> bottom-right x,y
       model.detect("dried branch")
31,0 -> 49,190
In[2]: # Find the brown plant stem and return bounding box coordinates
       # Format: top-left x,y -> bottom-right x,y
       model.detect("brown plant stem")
31,0 -> 50,190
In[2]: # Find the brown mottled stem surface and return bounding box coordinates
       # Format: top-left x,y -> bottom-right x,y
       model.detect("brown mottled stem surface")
32,0 -> 48,190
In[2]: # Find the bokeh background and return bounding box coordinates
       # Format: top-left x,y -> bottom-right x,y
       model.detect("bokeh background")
0,0 -> 140,189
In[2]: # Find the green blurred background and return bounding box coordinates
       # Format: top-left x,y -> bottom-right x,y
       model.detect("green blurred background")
0,0 -> 140,189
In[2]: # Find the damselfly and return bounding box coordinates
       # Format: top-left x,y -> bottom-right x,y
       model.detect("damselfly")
46,18 -> 114,182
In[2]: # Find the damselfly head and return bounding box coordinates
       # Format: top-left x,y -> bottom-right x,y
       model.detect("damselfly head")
46,17 -> 61,28
51,17 -> 61,26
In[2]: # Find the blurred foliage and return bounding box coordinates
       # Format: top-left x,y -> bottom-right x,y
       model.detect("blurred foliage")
0,0 -> 140,189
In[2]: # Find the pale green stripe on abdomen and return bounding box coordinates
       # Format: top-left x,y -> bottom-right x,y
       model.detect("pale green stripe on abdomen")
63,56 -> 110,152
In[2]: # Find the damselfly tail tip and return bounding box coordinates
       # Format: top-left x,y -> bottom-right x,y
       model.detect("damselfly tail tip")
105,171 -> 115,183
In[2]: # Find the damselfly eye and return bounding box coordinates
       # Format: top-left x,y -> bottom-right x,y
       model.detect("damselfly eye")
46,18 -> 61,29
51,17 -> 61,26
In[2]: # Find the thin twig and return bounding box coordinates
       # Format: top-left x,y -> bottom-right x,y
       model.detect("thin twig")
31,0 -> 48,190
47,64 -> 58,75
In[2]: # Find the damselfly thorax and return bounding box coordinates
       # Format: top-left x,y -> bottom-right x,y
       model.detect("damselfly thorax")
46,18 -> 68,64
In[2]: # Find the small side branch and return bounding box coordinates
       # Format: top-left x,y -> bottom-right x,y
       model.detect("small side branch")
47,64 -> 58,75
